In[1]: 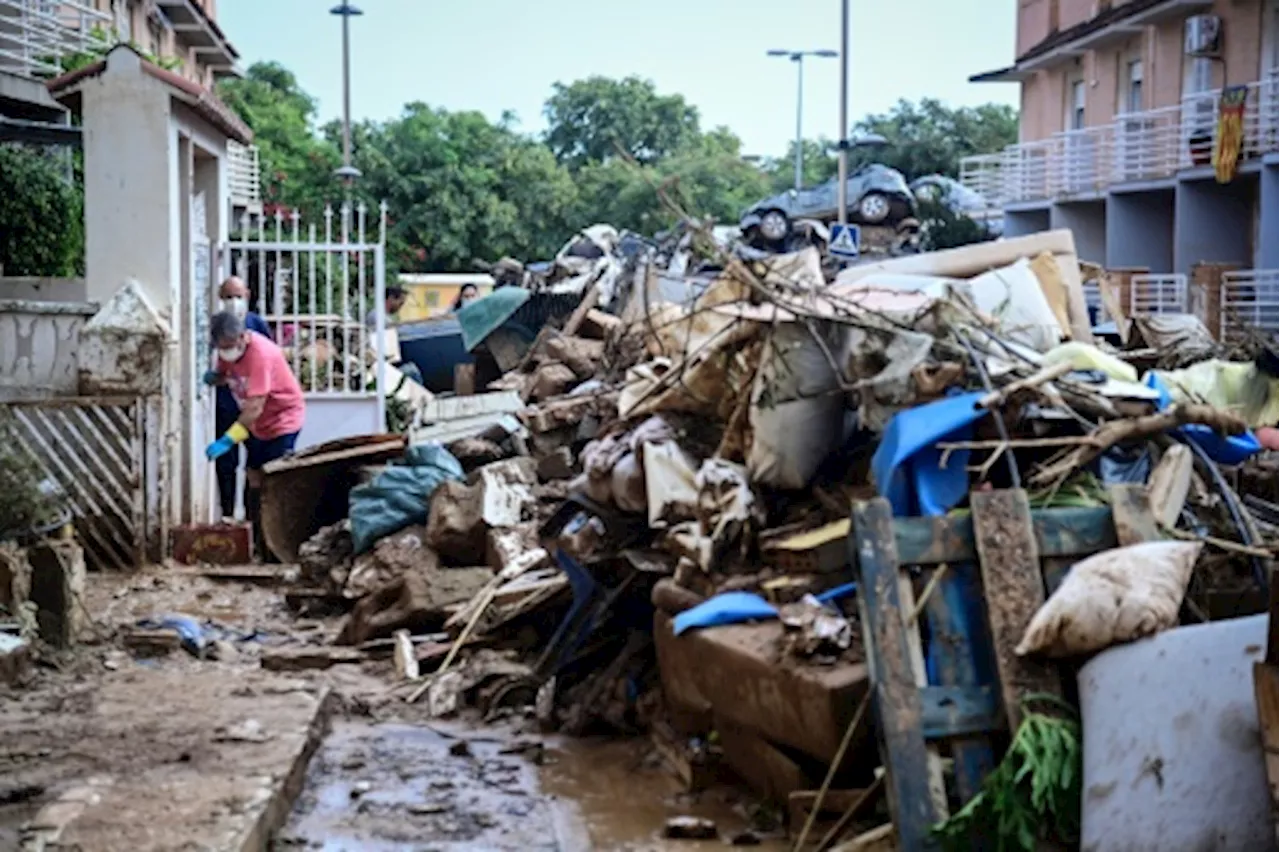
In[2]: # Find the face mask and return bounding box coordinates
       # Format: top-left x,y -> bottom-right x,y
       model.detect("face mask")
217,343 -> 246,363
220,297 -> 248,319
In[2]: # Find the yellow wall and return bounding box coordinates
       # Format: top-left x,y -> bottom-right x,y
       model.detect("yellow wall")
397,280 -> 493,322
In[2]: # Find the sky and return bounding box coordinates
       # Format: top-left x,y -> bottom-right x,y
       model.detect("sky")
218,0 -> 1020,158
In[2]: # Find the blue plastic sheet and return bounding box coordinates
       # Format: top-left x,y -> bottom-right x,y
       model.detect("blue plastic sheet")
871,391 -> 988,517
1143,372 -> 1260,465
672,592 -> 778,635
671,583 -> 860,636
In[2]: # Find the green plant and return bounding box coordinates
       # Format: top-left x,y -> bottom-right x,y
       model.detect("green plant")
0,144 -> 84,276
933,694 -> 1083,852
53,26 -> 182,75
0,423 -> 66,542
918,198 -> 996,252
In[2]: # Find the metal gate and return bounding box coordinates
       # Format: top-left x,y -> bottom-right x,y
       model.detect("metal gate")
221,203 -> 389,448
3,395 -> 148,571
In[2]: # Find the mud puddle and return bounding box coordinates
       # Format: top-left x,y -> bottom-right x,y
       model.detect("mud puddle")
276,721 -> 786,851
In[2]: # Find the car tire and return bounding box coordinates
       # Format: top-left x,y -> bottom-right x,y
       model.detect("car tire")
758,209 -> 790,243
856,192 -> 892,225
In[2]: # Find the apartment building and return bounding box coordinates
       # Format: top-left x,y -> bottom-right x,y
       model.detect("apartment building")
961,0 -> 1279,330
1,0 -> 258,206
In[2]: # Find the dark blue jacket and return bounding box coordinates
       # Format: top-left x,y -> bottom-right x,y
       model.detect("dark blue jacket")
215,313 -> 272,417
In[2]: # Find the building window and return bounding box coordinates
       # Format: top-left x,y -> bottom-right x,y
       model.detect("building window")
1069,79 -> 1086,130
1125,59 -> 1143,113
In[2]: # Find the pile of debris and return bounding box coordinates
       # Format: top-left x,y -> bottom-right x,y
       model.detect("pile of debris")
278,223 -> 1278,850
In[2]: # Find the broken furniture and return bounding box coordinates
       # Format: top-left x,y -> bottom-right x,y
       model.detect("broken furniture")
849,484 -> 1164,849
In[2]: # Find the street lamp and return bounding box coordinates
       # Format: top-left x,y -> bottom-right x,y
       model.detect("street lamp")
330,2 -> 363,184
767,48 -> 838,192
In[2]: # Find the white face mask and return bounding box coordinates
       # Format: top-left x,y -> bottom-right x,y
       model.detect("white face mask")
220,297 -> 248,319
217,343 -> 246,363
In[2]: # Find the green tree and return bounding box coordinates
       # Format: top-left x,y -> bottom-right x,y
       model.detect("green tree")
0,145 -> 82,277
336,103 -> 581,272
217,62 -> 340,221
573,128 -> 770,233
764,138 -> 840,192
543,76 -> 701,169
850,98 -> 1018,180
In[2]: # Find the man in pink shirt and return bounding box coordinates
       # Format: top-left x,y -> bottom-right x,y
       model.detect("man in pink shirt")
206,311 -> 306,557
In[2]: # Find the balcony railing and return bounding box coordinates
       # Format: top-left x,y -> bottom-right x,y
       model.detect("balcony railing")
1219,269 -> 1279,342
961,73 -> 1280,206
0,0 -> 110,80
227,141 -> 262,211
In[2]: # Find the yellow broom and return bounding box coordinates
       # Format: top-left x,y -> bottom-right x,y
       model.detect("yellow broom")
1214,86 -> 1248,183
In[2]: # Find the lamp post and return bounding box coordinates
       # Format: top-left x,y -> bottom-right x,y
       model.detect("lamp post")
836,0 -> 850,225
330,2 -> 363,185
767,48 -> 837,192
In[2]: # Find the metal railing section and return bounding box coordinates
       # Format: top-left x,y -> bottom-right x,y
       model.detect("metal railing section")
1130,273 -> 1188,317
0,0 -> 110,79
223,203 -> 389,405
959,74 -> 1280,206
226,141 -> 262,211
1220,269 -> 1280,341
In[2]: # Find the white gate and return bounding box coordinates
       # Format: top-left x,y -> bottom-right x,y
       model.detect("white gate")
2,395 -> 154,571
221,202 -> 389,450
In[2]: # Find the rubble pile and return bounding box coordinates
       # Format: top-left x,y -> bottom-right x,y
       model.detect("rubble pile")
282,222 -> 1279,849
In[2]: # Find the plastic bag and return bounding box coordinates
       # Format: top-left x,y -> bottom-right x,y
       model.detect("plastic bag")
349,443 -> 464,554
1016,540 -> 1202,658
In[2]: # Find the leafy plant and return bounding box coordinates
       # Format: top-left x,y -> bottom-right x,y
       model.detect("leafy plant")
54,26 -> 182,75
0,144 -> 84,276
933,694 -> 1083,852
0,421 -> 67,542
918,198 -> 996,252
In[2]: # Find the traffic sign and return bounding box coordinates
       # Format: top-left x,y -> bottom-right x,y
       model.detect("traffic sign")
829,223 -> 861,259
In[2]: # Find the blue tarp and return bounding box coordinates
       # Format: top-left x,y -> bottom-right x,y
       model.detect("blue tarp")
457,288 -> 531,351
1143,372 -> 1261,465
871,391 -> 988,517
348,443 -> 465,554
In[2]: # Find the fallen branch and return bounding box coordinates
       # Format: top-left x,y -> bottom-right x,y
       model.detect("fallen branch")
1028,404 -> 1249,488
978,362 -> 1072,409
1161,524 -> 1280,559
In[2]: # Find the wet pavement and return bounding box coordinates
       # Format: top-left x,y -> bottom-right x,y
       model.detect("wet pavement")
275,721 -> 789,851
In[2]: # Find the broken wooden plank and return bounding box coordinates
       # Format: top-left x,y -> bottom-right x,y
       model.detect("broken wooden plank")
453,363 -> 476,396
421,391 -> 523,424
260,647 -> 366,672
762,519 -> 849,574
1108,483 -> 1162,546
887,506 -> 1117,566
970,489 -> 1064,732
850,498 -> 947,848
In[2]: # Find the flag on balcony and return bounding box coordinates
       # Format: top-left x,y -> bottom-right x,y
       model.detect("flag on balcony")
1213,86 -> 1248,184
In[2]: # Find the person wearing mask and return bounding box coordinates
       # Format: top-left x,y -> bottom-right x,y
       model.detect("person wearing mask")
205,311 -> 305,559
451,283 -> 480,312
207,277 -> 271,519
365,286 -> 407,329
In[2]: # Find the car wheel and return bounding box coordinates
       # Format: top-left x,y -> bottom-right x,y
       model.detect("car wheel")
856,192 -> 891,224
759,209 -> 790,242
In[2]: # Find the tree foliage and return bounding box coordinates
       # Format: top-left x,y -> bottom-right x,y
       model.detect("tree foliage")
543,76 -> 701,169
217,63 -> 1015,272
0,145 -> 83,277
850,98 -> 1018,180
335,103 -> 580,273
217,62 -> 340,221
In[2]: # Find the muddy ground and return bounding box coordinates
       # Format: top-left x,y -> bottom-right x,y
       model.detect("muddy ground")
0,568 -> 788,851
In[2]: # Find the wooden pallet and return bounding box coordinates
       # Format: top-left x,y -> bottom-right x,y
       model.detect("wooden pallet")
849,484 -> 1160,850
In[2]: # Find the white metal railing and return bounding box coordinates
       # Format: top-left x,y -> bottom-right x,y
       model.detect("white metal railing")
227,141 -> 262,211
959,74 -> 1280,205
0,0 -> 109,80
959,153 -> 1005,208
1220,269 -> 1280,340
223,203 -> 388,408
1130,274 -> 1188,317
